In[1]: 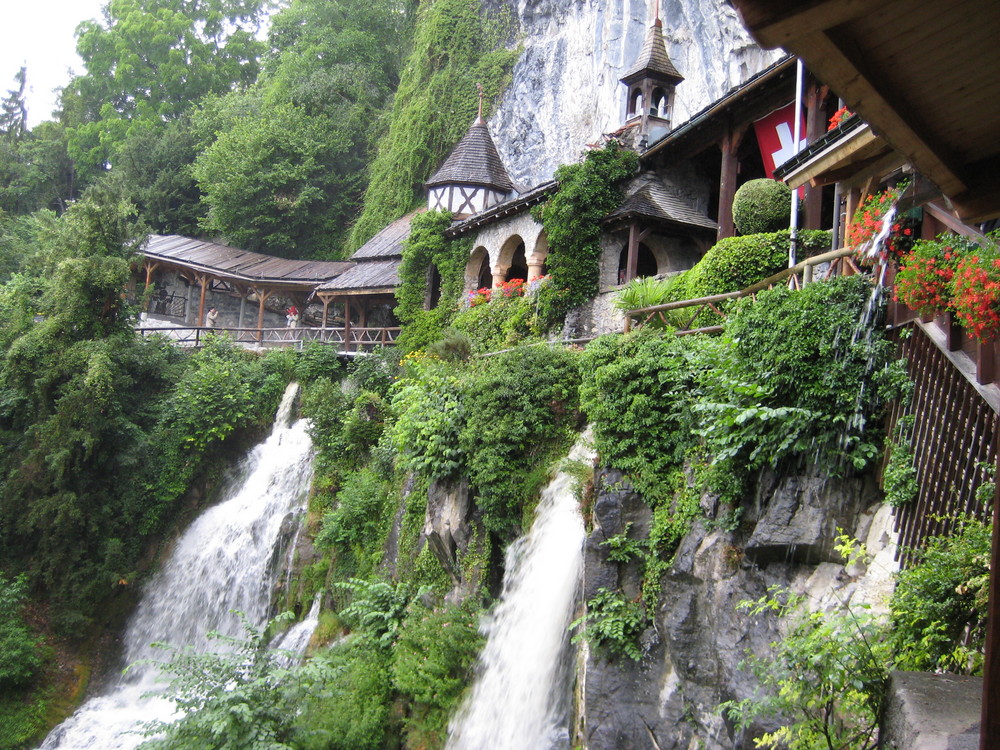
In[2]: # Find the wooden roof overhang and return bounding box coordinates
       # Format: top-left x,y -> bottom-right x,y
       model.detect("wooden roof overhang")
774,115 -> 906,189
640,55 -> 797,163
141,235 -> 353,293
730,0 -> 1000,222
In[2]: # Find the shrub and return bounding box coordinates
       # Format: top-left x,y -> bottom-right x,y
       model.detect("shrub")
0,573 -> 41,690
889,516 -> 991,674
570,588 -> 647,661
391,361 -> 465,480
392,602 -> 484,747
460,345 -> 581,533
451,293 -> 537,353
732,179 -> 792,235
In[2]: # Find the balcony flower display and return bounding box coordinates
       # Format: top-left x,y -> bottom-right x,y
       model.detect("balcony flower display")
467,287 -> 491,307
951,238 -> 1000,342
893,238 -> 964,317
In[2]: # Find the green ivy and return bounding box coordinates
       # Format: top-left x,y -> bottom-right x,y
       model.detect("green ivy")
347,0 -> 519,250
883,415 -> 918,507
394,210 -> 472,352
532,141 -> 638,326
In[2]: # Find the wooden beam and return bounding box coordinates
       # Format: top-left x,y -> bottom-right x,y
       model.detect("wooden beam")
717,126 -> 746,241
734,0 -> 874,49
983,436 -> 1000,750
626,222 -> 640,283
788,29 -> 967,198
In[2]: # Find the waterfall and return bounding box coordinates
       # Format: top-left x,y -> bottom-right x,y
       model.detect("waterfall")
446,437 -> 594,750
39,382 -> 314,750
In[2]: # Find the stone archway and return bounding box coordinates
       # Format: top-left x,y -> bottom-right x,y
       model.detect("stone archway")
494,234 -> 526,284
528,232 -> 549,280
466,246 -> 492,292
617,242 -> 659,284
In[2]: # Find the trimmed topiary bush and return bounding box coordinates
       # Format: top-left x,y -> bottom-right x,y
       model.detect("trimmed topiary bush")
733,178 -> 793,235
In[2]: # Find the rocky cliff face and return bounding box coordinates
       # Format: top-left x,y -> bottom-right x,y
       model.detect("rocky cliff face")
576,466 -> 898,749
490,0 -> 782,187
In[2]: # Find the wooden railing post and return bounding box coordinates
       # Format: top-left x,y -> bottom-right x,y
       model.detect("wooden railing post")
980,436 -> 1000,749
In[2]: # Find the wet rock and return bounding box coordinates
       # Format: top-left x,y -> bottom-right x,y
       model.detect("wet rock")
745,471 -> 880,565
882,671 -> 981,749
424,477 -> 473,584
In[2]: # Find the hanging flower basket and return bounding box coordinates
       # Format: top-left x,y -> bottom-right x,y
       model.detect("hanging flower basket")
894,238 -> 964,317
952,247 -> 1000,342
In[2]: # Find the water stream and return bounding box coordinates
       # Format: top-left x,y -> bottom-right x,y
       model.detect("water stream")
39,382 -> 314,750
446,437 -> 594,750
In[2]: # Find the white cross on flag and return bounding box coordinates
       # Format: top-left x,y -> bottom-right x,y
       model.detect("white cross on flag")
753,102 -> 807,178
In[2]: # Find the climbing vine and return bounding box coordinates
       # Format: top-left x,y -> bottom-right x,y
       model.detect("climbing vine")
532,141 -> 638,325
394,210 -> 472,351
347,0 -> 520,251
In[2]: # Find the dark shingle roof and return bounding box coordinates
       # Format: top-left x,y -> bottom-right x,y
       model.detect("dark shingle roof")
620,21 -> 684,85
351,212 -> 417,260
315,259 -> 401,294
144,234 -> 353,285
426,119 -> 514,192
607,181 -> 717,231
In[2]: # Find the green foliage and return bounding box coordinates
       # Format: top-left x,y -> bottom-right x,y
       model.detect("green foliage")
391,360 -> 466,480
137,613 -> 300,750
316,468 -> 395,577
601,523 -> 645,563
570,587 -> 647,661
532,142 -> 639,325
460,346 -> 581,534
346,347 -> 400,399
392,601 -> 484,746
334,577 -> 423,648
0,573 -> 41,690
579,329 -> 703,502
292,640 -> 394,750
685,229 -> 830,301
348,0 -> 519,249
732,178 -> 793,235
0,119 -> 77,216
883,415 -> 918,507
722,588 -> 891,750
450,293 -> 539,353
701,274 -> 909,473
394,210 -> 471,351
889,516 -> 991,674
66,0 -> 269,179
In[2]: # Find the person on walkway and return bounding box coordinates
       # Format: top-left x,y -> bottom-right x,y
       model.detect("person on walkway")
286,305 -> 299,328
205,307 -> 219,328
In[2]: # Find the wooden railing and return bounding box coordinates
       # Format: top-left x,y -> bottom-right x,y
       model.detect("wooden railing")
138,325 -> 401,352
623,246 -> 859,334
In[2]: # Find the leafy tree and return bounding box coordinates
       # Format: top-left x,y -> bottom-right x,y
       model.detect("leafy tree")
0,68 -> 28,142
65,0 -> 269,179
0,573 -> 41,689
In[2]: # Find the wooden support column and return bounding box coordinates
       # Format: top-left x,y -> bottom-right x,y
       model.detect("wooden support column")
253,287 -> 271,342
980,436 -> 1000,750
344,297 -> 352,352
717,125 -> 747,241
196,273 -> 210,328
142,261 -> 161,311
803,81 -> 829,230
624,224 -> 653,283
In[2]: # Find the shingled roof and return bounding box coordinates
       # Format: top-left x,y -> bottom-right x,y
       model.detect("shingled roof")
143,234 -> 353,287
606,179 -> 717,232
426,119 -> 514,192
620,20 -> 684,85
316,212 -> 417,295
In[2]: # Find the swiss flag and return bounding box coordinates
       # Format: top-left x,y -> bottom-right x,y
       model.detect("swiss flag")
754,102 -> 807,178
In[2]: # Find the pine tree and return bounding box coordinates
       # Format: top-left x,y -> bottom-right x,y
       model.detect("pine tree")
0,67 -> 28,142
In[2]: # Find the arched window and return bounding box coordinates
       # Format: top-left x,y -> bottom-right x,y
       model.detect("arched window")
425,264 -> 441,309
505,242 -> 528,282
629,88 -> 643,118
477,255 -> 492,289
618,243 -> 658,283
651,87 -> 670,120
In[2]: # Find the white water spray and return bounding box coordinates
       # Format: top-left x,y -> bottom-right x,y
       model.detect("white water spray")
39,382 -> 314,750
446,437 -> 594,750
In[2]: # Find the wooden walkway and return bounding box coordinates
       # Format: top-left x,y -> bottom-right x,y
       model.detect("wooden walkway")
137,324 -> 400,353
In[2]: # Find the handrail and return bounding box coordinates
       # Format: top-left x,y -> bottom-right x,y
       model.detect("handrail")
138,325 -> 401,351
623,246 -> 857,333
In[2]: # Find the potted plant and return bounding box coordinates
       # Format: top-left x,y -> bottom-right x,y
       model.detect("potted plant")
951,236 -> 1000,342
846,180 -> 913,263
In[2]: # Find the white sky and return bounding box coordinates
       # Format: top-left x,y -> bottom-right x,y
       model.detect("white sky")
0,0 -> 108,126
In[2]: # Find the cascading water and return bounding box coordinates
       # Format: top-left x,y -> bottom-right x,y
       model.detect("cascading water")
39,382 -> 314,750
446,437 -> 595,750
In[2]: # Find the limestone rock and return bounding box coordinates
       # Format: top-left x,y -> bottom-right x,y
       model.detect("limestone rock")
881,671 -> 981,750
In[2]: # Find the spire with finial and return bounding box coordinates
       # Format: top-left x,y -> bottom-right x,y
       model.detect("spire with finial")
425,84 -> 513,217
620,2 -> 684,143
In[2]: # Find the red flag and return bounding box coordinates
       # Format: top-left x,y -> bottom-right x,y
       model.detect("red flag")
754,102 -> 807,178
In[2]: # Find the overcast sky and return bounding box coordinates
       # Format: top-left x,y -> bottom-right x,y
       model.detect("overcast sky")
0,0 -> 107,126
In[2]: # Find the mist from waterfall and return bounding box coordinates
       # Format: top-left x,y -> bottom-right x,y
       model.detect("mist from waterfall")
446,437 -> 594,750
39,382 -> 314,750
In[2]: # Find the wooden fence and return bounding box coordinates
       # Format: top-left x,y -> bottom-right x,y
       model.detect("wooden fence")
138,325 -> 400,352
887,316 -> 1000,565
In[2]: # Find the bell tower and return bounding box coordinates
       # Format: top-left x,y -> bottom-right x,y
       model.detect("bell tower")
621,3 -> 684,147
